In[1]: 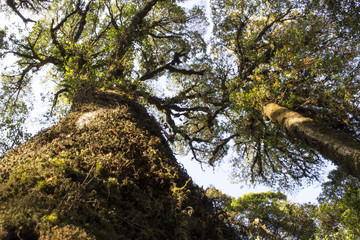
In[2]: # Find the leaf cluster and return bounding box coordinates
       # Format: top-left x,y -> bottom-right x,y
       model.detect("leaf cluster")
206,0 -> 360,187
315,169 -> 360,239
206,187 -> 316,239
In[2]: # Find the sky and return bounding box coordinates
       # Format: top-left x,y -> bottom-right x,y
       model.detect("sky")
1,0 -> 329,204
174,0 -> 327,204
26,72 -> 327,204
179,152 -> 327,203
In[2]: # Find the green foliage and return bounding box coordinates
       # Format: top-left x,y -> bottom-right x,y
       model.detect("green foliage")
0,1 -> 237,237
0,0 -> 207,155
0,29 -> 6,58
207,188 -> 316,239
311,0 -> 360,41
0,95 -> 31,159
206,0 -> 360,187
1,0 -> 360,237
315,170 -> 360,239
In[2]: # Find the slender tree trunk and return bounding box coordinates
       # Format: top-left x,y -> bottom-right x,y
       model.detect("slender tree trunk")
0,89 -> 238,240
263,103 -> 360,179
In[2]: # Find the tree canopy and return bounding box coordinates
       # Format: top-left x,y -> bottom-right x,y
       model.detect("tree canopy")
0,0 -> 360,231
208,0 -> 360,186
315,169 -> 360,239
1,0 -> 360,238
207,187 -> 316,239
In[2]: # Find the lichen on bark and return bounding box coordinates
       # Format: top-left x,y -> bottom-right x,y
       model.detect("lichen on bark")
263,103 -> 360,179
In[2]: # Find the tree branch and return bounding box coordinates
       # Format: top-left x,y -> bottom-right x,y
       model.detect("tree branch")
6,0 -> 36,23
73,1 -> 92,42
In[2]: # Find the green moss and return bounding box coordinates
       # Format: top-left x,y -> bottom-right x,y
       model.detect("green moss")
42,212 -> 59,225
40,225 -> 96,240
0,91 -> 238,239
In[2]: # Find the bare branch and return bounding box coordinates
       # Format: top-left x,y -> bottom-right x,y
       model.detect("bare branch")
6,0 -> 36,23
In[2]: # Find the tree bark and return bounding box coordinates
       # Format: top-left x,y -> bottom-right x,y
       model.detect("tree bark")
0,90 -> 238,239
263,103 -> 360,179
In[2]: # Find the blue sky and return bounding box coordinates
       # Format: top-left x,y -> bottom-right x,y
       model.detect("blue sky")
179,152 -> 327,203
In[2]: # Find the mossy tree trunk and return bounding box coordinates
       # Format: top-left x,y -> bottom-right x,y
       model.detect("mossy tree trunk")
263,103 -> 360,179
0,89 -> 238,240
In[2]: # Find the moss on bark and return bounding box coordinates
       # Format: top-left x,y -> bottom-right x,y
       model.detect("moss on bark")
0,90 -> 238,240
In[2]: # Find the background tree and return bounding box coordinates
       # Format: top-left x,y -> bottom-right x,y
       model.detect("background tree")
0,27 -> 32,158
313,0 -> 360,40
315,169 -> 360,239
206,188 -> 316,239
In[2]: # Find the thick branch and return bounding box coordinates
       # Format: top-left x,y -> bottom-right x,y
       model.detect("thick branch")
106,0 -> 163,79
166,65 -> 205,76
252,6 -> 293,46
73,2 -> 92,42
6,0 -> 36,23
49,2 -> 83,57
208,134 -> 239,165
263,103 -> 360,179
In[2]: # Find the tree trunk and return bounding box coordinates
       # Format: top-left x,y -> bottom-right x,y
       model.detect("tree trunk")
263,103 -> 360,179
0,90 -> 238,240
